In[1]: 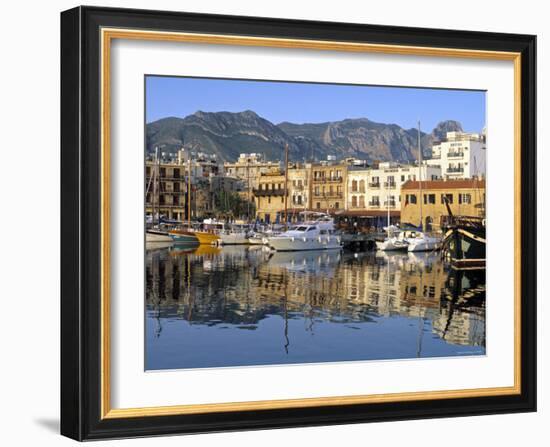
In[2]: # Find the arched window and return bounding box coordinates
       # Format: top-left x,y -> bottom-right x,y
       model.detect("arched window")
359,196 -> 365,208
351,195 -> 358,208
352,180 -> 358,192
359,180 -> 365,193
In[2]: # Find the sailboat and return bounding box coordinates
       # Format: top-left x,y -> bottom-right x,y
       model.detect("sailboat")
406,121 -> 441,252
375,181 -> 408,251
146,147 -> 173,243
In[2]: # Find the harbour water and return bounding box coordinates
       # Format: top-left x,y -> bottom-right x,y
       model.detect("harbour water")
145,244 -> 486,370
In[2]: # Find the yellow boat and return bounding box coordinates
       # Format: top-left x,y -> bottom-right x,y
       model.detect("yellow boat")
192,231 -> 221,245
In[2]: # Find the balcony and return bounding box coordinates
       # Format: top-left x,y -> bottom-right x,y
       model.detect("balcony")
446,167 -> 464,173
383,201 -> 397,208
368,182 -> 380,188
383,182 -> 397,189
447,152 -> 464,158
313,191 -> 343,199
313,177 -> 343,183
252,188 -> 286,197
368,201 -> 380,207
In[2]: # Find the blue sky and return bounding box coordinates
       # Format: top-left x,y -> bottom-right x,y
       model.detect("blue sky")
146,76 -> 486,133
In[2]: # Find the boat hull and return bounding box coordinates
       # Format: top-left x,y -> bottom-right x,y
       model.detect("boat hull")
220,233 -> 249,245
268,235 -> 341,251
168,230 -> 199,244
407,237 -> 441,252
146,231 -> 173,243
193,231 -> 221,245
442,227 -> 486,268
375,239 -> 408,251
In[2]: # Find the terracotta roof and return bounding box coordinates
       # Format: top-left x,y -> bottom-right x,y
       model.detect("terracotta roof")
401,179 -> 485,190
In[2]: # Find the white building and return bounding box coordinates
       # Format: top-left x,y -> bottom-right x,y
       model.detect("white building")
347,162 -> 441,211
427,131 -> 486,179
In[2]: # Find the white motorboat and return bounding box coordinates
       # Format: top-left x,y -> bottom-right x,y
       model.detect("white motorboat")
375,236 -> 409,251
375,225 -> 409,252
267,212 -> 342,251
404,230 -> 441,252
219,223 -> 251,245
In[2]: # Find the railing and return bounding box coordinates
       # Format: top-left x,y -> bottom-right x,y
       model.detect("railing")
313,192 -> 344,198
446,167 -> 464,173
383,201 -> 397,208
313,177 -> 343,183
368,182 -> 380,188
447,152 -> 464,158
383,182 -> 397,189
368,201 -> 381,207
252,188 -> 286,197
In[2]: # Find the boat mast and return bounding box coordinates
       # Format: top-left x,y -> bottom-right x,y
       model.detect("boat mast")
187,151 -> 192,228
283,143 -> 289,227
154,146 -> 159,227
418,121 -> 423,231
386,178 -> 390,236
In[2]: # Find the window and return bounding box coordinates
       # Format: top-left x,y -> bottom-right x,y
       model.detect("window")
173,196 -> 178,205
359,180 -> 365,193
352,196 -> 357,207
441,193 -> 454,204
173,168 -> 180,178
406,194 -> 417,205
335,202 -> 339,209
459,193 -> 471,204
424,194 -> 436,204
352,180 -> 358,192
146,167 -> 151,176
359,196 -> 365,208
401,175 -> 405,182
160,168 -> 166,177
316,202 -> 321,210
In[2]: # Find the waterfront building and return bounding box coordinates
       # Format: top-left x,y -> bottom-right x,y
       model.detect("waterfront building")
253,170 -> 287,223
310,163 -> 347,212
287,163 -> 311,217
400,178 -> 486,230
426,130 -> 486,179
145,159 -> 188,221
347,162 -> 441,213
223,153 -> 281,190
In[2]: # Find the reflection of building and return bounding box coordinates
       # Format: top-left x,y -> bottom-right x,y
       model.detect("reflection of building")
432,308 -> 486,346
400,179 -> 485,230
310,163 -> 347,211
426,131 -> 486,179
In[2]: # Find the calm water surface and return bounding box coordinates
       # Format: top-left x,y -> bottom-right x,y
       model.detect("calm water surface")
145,244 -> 486,370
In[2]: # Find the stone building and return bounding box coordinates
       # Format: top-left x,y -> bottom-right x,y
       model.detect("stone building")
253,170 -> 287,223
426,130 -> 486,179
400,178 -> 486,230
310,163 -> 347,212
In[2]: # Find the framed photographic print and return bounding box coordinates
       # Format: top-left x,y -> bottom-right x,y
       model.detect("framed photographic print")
60,6 -> 537,441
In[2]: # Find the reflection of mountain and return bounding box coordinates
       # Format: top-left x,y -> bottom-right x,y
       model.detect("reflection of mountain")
146,246 -> 485,347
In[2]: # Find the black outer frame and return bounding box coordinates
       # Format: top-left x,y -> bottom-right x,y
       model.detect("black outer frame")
60,5 -> 537,441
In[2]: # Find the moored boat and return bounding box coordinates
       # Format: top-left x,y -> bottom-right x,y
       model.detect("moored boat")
267,212 -> 341,251
441,216 -> 486,268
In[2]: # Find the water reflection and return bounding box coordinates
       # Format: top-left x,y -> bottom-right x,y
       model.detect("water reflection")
146,245 -> 485,370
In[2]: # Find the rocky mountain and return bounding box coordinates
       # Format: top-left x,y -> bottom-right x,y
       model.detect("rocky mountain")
146,110 -> 463,163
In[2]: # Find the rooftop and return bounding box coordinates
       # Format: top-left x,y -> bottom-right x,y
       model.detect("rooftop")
401,179 -> 485,190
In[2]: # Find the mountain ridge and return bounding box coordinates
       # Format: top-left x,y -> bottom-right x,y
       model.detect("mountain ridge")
146,110 -> 465,163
